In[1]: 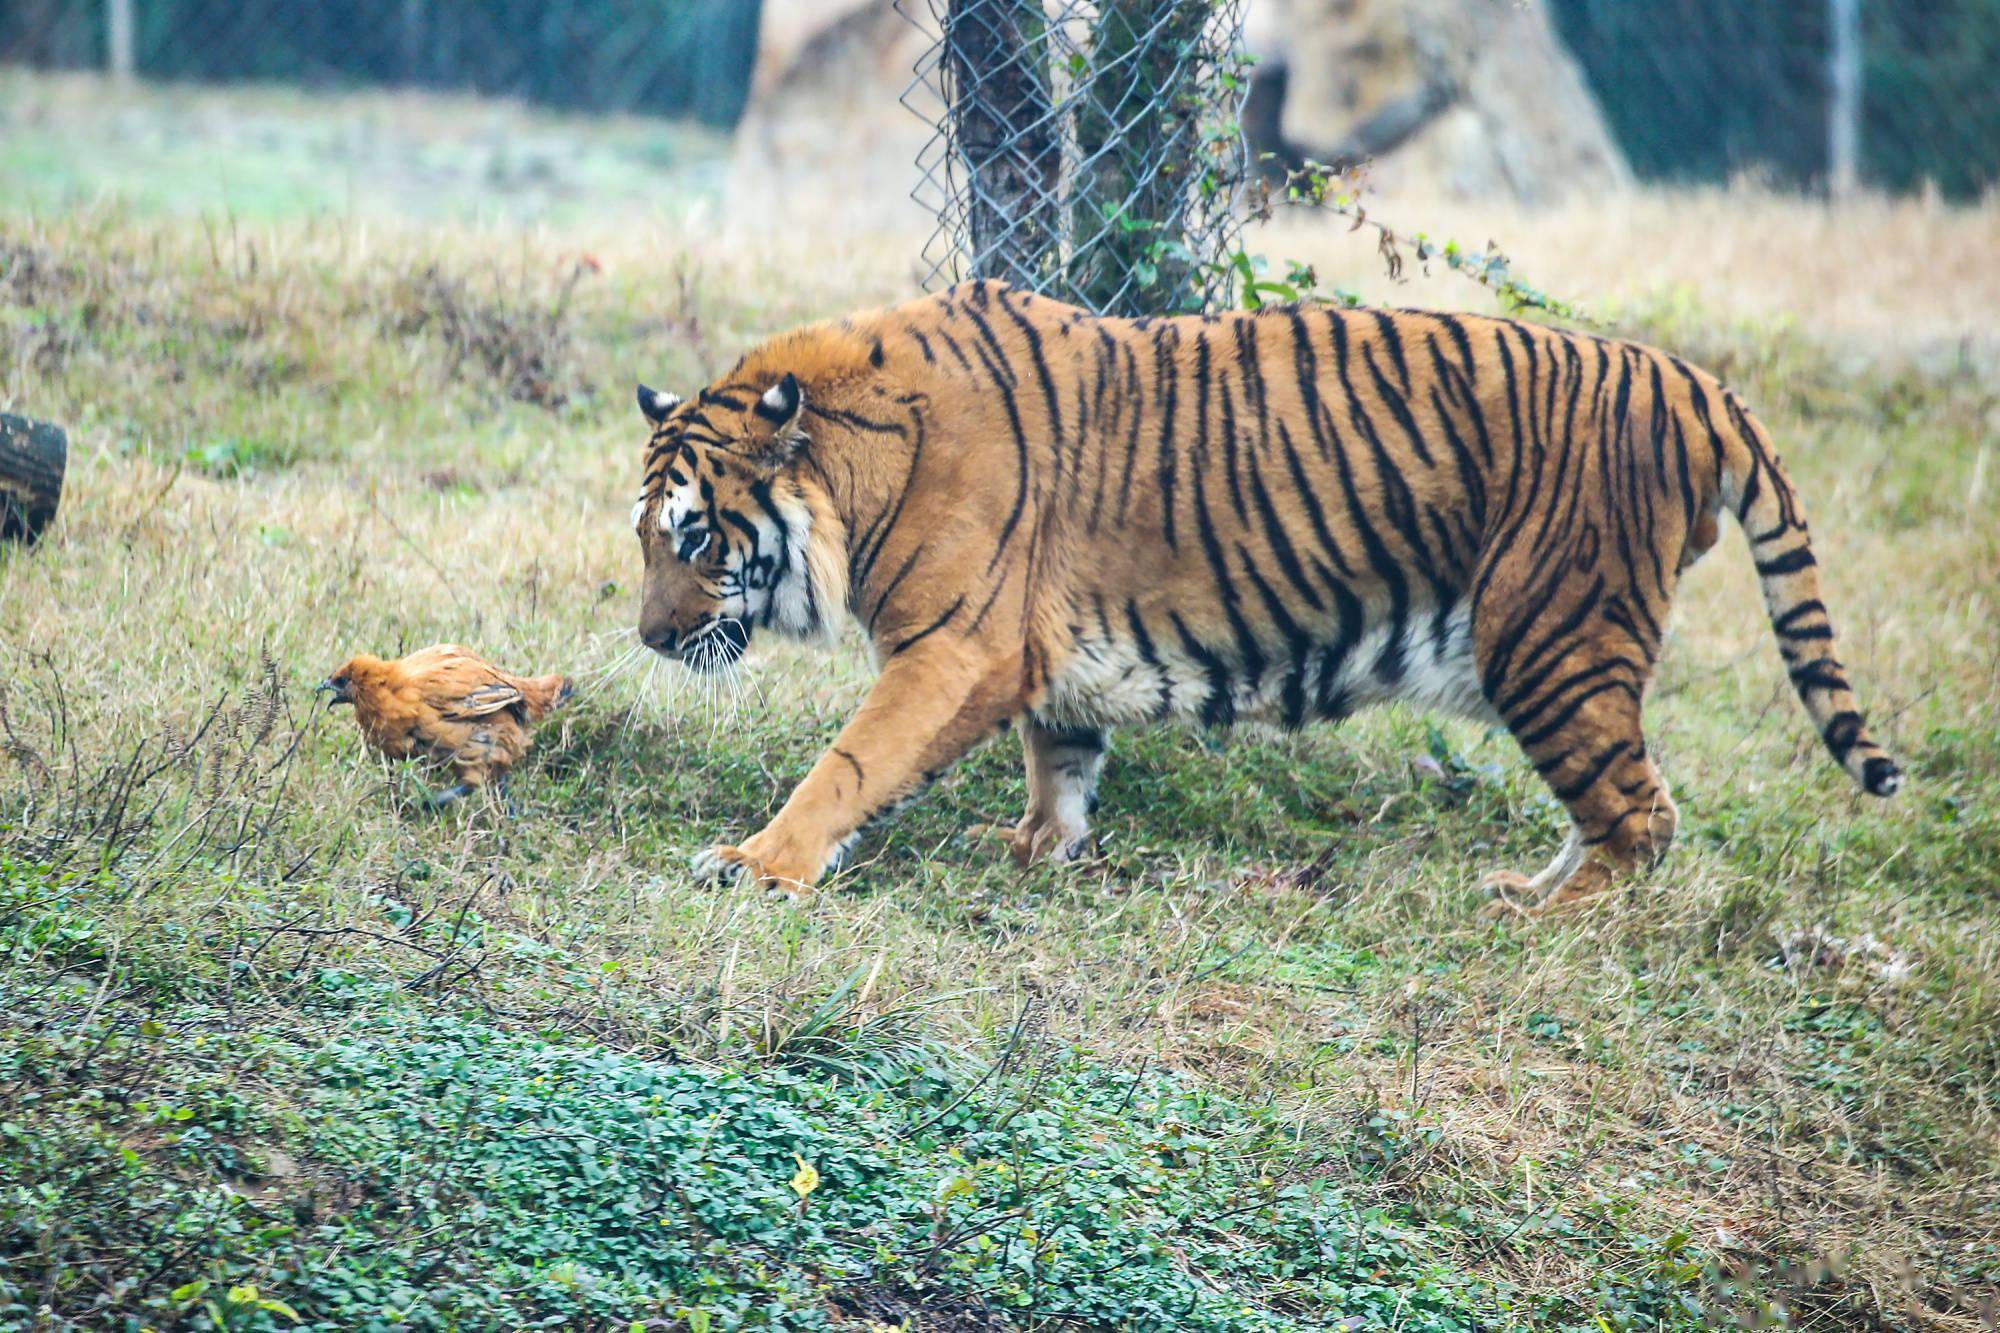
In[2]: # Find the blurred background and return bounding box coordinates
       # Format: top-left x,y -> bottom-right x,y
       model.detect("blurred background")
5,0 -> 1997,350
6,0 -> 1997,199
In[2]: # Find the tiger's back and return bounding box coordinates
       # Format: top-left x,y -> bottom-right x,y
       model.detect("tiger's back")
634,280 -> 1897,910
1006,299 -> 1593,735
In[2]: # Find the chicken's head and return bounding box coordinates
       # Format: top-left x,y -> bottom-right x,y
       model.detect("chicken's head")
318,656 -> 380,705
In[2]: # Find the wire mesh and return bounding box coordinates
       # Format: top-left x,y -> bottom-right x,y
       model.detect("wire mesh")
896,0 -> 1253,317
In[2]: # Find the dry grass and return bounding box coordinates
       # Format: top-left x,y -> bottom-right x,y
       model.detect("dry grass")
3,75 -> 1999,1329
1268,185 -> 2000,357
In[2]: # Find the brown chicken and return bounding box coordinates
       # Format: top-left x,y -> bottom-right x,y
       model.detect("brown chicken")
320,644 -> 572,808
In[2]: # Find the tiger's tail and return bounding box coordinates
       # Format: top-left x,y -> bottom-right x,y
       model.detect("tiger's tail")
1714,391 -> 1902,797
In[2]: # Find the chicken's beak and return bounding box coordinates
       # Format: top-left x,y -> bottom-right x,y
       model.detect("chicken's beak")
317,678 -> 354,705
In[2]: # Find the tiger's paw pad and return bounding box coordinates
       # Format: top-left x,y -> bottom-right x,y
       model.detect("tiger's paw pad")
691,844 -> 752,887
970,819 -> 1092,868
1478,869 -> 1609,920
691,844 -> 816,901
1044,833 -> 1094,865
1479,869 -> 1535,897
1478,870 -> 1541,920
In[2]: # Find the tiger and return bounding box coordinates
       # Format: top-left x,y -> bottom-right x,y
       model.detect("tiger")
630,279 -> 1899,914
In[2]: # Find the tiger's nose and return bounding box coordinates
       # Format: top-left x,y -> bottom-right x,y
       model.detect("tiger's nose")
641,623 -> 680,655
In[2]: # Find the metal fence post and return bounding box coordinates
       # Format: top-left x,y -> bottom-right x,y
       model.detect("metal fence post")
106,0 -> 133,80
400,0 -> 426,85
1828,0 -> 1861,196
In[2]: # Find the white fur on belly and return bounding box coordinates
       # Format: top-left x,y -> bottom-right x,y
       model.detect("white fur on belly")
1041,601 -> 1497,730
1343,604 -> 1497,723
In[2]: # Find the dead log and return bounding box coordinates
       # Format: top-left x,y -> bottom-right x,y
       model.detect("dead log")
0,413 -> 66,544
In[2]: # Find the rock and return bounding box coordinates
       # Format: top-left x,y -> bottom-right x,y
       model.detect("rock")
1244,0 -> 1628,202
727,0 -> 935,225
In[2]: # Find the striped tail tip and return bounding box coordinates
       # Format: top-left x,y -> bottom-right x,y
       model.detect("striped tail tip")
1861,755 -> 1903,798
1822,713 -> 1900,798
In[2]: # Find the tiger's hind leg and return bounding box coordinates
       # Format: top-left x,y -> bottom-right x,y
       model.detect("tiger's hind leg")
1484,689 -> 1679,916
1476,598 -> 1679,917
980,719 -> 1106,866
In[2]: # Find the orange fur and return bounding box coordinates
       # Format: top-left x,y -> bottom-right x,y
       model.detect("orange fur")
631,282 -> 1898,909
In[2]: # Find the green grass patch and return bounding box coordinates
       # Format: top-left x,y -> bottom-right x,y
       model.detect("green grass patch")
2,983 -> 1517,1332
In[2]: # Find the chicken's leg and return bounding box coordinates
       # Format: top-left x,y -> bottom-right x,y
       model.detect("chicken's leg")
425,782 -> 474,810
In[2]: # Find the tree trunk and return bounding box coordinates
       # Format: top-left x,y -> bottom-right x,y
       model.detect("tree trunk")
1070,0 -> 1209,314
0,414 -> 67,545
945,0 -> 1058,286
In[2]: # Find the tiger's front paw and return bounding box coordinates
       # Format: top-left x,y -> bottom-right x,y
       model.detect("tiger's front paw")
689,835 -> 822,901
690,843 -> 753,886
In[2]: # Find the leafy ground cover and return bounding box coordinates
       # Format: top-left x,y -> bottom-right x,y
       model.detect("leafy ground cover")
1,963 -> 1506,1330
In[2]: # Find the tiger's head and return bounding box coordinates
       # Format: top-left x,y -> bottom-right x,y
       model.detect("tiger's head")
631,375 -> 847,673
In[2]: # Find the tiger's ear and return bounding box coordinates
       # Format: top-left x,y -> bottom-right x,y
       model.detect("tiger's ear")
637,384 -> 682,427
745,373 -> 806,469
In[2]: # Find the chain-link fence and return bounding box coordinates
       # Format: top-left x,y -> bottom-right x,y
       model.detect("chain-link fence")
896,0 -> 1252,317
8,0 -> 1992,234
0,0 -> 762,128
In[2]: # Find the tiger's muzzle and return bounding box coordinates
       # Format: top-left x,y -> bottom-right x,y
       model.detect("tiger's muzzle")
645,617 -> 750,673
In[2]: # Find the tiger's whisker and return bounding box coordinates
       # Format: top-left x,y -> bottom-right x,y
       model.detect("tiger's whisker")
585,640 -> 647,683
